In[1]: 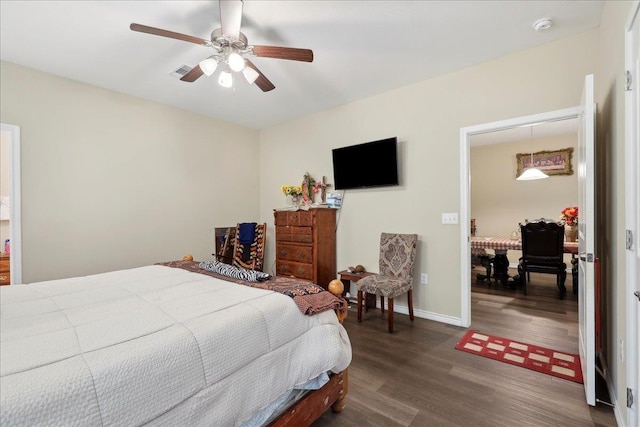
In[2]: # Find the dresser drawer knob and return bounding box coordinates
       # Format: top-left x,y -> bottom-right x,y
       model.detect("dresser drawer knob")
0,276 -> 7,281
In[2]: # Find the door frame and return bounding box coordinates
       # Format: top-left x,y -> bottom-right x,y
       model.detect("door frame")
625,1 -> 639,425
0,123 -> 22,284
459,106 -> 581,327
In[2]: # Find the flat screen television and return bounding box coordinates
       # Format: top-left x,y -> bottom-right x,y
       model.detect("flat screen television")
332,137 -> 399,190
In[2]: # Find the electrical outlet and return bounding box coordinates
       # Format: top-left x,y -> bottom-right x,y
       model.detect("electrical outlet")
442,213 -> 459,224
421,273 -> 428,284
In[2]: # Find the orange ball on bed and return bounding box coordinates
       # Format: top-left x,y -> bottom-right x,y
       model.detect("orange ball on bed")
328,279 -> 344,295
183,254 -> 194,261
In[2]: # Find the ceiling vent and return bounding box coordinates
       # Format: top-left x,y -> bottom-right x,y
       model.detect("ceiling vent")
170,65 -> 192,78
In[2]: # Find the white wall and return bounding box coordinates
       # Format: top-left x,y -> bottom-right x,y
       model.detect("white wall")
260,29 -> 599,320
0,61 -> 260,282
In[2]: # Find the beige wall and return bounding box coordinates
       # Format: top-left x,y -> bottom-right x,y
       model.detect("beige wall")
260,29 -> 598,322
471,133 -> 578,265
471,133 -> 578,238
0,61 -> 260,282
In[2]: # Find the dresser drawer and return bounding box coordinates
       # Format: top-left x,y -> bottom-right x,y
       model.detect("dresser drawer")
276,243 -> 313,263
276,260 -> 314,281
274,210 -> 314,226
0,272 -> 9,285
276,226 -> 313,243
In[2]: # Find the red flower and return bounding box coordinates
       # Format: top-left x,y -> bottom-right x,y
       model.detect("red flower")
560,206 -> 579,226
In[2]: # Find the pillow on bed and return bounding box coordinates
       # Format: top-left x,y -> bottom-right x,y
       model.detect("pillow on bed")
199,260 -> 272,282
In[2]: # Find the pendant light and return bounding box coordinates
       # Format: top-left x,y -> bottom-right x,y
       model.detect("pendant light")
517,126 -> 549,181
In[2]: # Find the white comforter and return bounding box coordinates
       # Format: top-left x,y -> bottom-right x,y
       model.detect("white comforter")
0,265 -> 352,426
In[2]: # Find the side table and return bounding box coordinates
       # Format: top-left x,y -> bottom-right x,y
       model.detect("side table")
338,270 -> 377,309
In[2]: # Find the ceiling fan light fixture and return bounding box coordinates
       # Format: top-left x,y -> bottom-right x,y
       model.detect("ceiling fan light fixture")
199,57 -> 218,76
242,67 -> 259,84
218,70 -> 233,88
228,52 -> 245,72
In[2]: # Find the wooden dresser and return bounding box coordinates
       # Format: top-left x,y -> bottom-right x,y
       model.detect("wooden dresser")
274,207 -> 336,290
0,253 -> 9,286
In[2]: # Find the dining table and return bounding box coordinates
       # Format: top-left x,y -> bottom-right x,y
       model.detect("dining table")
471,236 -> 579,290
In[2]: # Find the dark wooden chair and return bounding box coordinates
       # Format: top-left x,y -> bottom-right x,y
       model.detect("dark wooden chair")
518,220 -> 567,299
232,222 -> 266,272
355,232 -> 417,333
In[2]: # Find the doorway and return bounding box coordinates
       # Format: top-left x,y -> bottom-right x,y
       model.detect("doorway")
459,82 -> 597,406
0,123 -> 22,284
466,121 -> 581,372
459,107 -> 582,327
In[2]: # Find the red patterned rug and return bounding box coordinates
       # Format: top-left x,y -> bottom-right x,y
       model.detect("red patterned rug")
455,330 -> 583,383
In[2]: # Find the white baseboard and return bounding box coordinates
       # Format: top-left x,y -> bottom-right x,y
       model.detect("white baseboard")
598,354 -> 625,426
355,301 -> 463,327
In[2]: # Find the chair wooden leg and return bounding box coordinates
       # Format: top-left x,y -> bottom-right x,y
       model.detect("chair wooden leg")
408,290 -> 415,321
380,296 -> 385,314
523,269 -> 528,296
558,271 -> 567,300
357,290 -> 363,322
387,298 -> 394,333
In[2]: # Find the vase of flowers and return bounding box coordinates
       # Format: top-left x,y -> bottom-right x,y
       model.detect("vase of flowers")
560,206 -> 579,241
281,185 -> 303,208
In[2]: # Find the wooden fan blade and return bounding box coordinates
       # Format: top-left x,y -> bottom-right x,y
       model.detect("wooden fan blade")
180,65 -> 204,82
251,45 -> 313,62
245,59 -> 275,92
130,23 -> 209,46
219,0 -> 243,39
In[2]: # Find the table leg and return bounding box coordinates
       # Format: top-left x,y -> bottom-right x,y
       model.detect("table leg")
493,250 -> 511,286
341,279 -> 352,300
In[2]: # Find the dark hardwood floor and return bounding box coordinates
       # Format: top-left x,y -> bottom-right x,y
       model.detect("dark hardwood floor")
313,267 -> 617,426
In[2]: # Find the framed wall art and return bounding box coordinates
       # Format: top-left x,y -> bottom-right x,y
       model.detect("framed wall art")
516,147 -> 574,178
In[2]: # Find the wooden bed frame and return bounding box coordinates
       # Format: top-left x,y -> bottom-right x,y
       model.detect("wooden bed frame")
269,279 -> 349,427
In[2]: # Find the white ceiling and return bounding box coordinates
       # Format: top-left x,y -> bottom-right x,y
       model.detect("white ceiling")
0,1 -> 603,130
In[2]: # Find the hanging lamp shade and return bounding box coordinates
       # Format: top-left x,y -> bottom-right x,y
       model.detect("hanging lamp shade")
517,167 -> 549,180
517,127 -> 549,181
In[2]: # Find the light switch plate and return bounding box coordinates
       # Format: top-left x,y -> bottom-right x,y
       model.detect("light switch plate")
442,213 -> 459,224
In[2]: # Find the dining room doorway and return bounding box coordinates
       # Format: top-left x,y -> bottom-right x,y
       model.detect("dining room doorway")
458,94 -> 598,405
0,123 -> 22,285
467,118 -> 580,341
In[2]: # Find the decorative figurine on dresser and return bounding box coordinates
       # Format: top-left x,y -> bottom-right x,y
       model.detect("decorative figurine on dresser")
274,207 -> 336,290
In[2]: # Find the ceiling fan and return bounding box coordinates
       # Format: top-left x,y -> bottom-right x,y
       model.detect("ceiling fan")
130,0 -> 313,92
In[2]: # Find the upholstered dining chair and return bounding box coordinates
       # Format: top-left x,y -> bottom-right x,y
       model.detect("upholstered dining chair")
355,232 -> 418,333
518,219 -> 567,299
232,222 -> 266,272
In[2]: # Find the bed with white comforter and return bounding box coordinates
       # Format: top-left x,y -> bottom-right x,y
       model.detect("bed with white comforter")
0,264 -> 352,426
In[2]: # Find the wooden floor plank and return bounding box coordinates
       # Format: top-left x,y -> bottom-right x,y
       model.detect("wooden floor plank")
313,268 -> 616,426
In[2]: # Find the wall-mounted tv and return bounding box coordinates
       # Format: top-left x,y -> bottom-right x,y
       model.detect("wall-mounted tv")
332,137 -> 399,190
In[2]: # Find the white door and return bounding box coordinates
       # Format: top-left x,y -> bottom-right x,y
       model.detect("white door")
625,2 -> 639,425
578,74 -> 596,406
